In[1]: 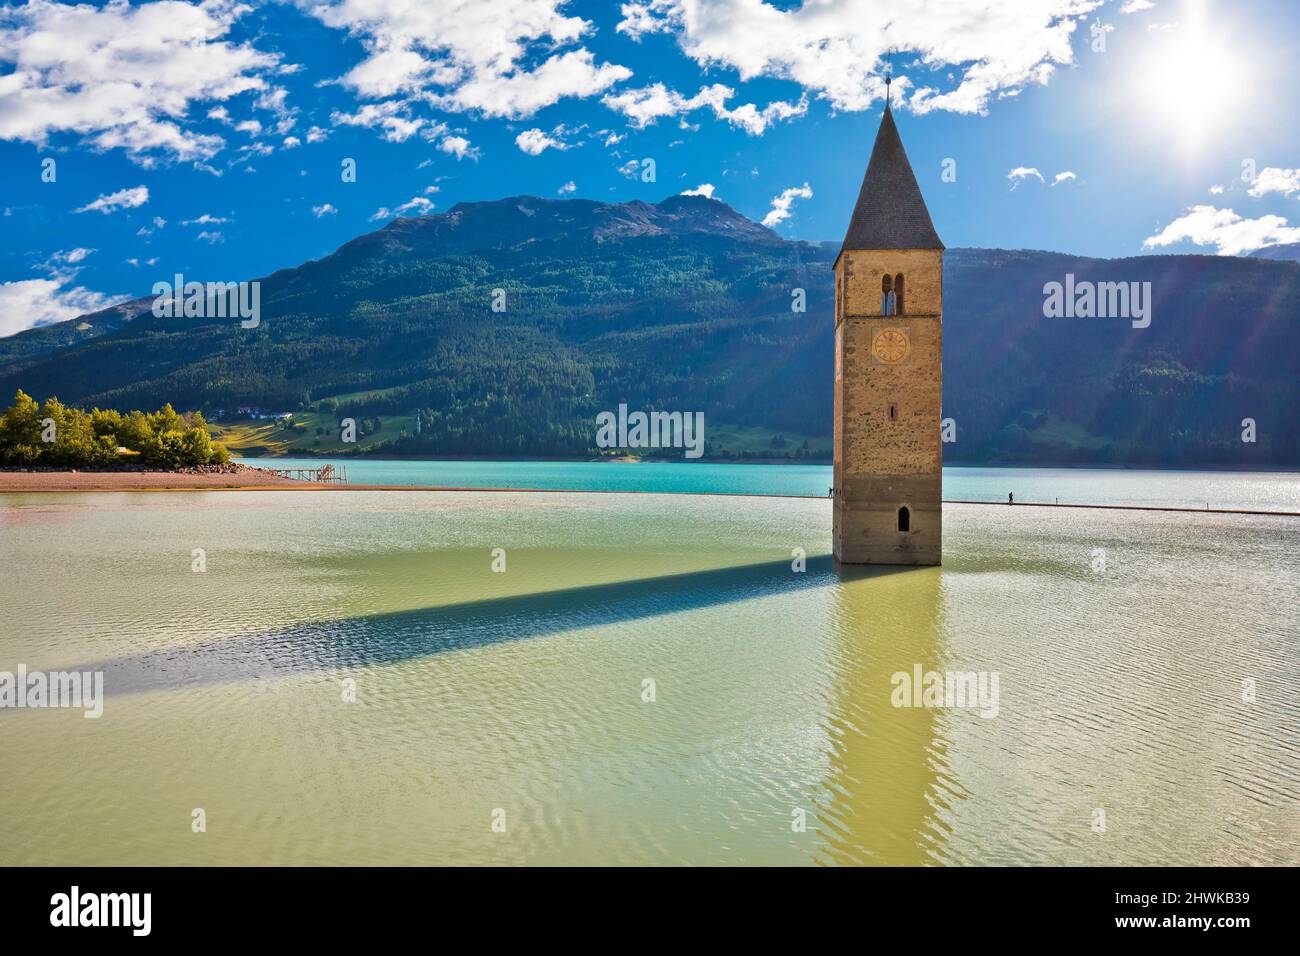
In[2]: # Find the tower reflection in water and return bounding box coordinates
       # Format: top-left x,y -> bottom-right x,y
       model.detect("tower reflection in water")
814,564 -> 963,865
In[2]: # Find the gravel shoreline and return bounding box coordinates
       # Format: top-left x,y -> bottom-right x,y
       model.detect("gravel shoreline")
0,464 -> 316,491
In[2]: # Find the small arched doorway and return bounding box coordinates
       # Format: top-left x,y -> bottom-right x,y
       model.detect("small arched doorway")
897,506 -> 911,533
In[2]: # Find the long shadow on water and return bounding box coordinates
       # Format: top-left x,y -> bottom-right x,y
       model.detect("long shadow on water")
73,555 -> 917,698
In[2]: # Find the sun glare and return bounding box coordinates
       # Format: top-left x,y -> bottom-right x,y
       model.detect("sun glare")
1137,13 -> 1244,151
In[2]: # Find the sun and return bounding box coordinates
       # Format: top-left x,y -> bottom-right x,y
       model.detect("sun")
1136,13 -> 1243,151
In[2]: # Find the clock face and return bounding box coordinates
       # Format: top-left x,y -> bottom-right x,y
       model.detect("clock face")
872,327 -> 910,365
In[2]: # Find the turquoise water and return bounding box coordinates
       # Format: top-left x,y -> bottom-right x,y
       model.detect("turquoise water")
237,459 -> 1300,511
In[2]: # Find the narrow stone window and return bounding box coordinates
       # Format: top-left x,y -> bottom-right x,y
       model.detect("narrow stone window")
894,273 -> 905,315
898,506 -> 911,533
880,274 -> 893,316
889,404 -> 897,421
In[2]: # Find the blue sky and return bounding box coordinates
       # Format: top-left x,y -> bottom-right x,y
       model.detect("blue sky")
2,0 -> 1299,335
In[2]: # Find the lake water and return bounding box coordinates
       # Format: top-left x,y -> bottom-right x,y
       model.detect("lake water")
1,480 -> 1295,865
238,459 -> 1300,511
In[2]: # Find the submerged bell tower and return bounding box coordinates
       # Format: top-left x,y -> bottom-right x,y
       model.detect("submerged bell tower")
833,83 -> 944,565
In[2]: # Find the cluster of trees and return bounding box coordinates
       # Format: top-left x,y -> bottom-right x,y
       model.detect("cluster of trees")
0,390 -> 230,469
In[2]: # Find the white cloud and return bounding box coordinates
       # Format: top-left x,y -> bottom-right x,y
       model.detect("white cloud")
720,95 -> 807,135
436,48 -> 631,118
603,82 -> 720,128
1209,184 -> 1225,195
370,195 -> 437,221
0,249 -> 123,337
0,277 -> 123,336
1121,0 -> 1155,13
0,0 -> 285,163
602,82 -> 805,135
312,203 -> 338,217
258,87 -> 294,123
439,135 -> 479,160
195,230 -> 224,244
558,180 -> 576,194
1143,204 -> 1300,256
328,98 -> 487,161
616,0 -> 1104,116
181,213 -> 229,226
618,0 -> 671,39
761,182 -> 811,228
282,135 -> 301,149
48,247 -> 94,266
74,185 -> 149,214
516,128 -> 568,155
1247,167 -> 1300,198
1007,167 -> 1045,189
330,101 -> 441,143
306,126 -> 329,143
302,0 -> 631,122
681,183 -> 715,197
1009,167 -> 1078,189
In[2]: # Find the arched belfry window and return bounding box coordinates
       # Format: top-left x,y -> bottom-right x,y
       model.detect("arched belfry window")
881,274 -> 895,316
894,274 -> 905,315
898,506 -> 911,533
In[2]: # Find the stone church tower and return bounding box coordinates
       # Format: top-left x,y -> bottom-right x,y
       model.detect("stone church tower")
833,97 -> 944,565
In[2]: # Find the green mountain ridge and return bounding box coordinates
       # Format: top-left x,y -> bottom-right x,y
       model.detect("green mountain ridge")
1,194 -> 1297,464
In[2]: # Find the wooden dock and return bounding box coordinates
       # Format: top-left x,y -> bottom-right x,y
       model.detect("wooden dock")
265,463 -> 348,484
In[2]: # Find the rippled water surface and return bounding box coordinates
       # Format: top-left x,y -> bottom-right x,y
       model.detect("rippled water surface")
1,489 -> 1296,865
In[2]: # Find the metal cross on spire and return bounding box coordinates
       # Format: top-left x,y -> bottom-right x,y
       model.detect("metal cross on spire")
884,50 -> 894,110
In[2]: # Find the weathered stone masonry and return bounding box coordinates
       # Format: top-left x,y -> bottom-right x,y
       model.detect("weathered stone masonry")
833,104 -> 944,566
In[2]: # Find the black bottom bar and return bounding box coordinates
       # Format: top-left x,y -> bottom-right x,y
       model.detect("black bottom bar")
1,866 -> 1284,941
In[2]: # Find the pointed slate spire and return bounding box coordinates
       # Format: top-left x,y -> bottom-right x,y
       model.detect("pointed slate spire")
837,103 -> 944,258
